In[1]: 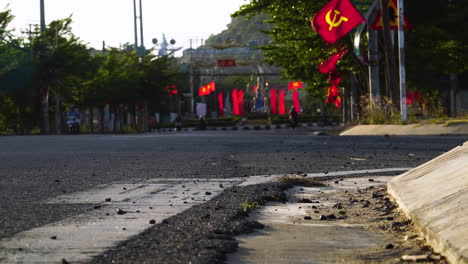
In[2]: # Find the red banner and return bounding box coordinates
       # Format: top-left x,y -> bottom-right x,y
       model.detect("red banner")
232,89 -> 239,116
217,59 -> 237,67
238,90 -> 245,116
218,92 -> 224,117
278,89 -> 286,115
292,90 -> 301,114
311,0 -> 364,44
270,89 -> 278,115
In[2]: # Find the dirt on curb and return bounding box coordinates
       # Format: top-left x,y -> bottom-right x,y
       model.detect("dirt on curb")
280,179 -> 448,263
89,183 -> 290,264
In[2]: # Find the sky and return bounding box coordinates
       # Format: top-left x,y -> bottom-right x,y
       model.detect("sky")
0,0 -> 248,56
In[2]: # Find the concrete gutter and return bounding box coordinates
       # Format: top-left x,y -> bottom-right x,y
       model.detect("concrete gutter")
340,123 -> 468,136
387,141 -> 468,264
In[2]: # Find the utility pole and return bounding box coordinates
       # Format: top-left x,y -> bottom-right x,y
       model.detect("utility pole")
397,0 -> 407,121
133,0 -> 138,49
139,0 -> 144,49
368,4 -> 380,113
189,39 -> 195,116
380,0 -> 399,105
40,0 -> 50,134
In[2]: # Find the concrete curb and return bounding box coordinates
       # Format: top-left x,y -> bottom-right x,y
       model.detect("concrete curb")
387,141 -> 468,264
151,122 -> 341,133
340,124 -> 468,136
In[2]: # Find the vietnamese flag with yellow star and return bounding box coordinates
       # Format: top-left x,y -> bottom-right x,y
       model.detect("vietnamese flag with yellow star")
311,0 -> 364,44
288,81 -> 303,90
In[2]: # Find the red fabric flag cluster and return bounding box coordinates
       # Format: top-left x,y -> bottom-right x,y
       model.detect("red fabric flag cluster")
270,89 -> 277,115
198,82 -> 215,96
165,85 -> 178,96
318,50 -> 347,108
326,85 -> 341,108
218,92 -> 224,117
288,81 -> 303,90
311,0 -> 364,44
217,59 -> 236,67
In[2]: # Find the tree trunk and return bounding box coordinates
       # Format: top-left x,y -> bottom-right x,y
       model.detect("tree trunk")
55,95 -> 61,135
100,107 -> 105,133
89,107 -> 94,133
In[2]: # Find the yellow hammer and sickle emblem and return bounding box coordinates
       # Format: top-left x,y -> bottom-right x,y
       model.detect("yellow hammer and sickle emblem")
325,9 -> 349,31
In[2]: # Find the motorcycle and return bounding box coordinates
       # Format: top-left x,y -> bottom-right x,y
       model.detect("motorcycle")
67,115 -> 80,134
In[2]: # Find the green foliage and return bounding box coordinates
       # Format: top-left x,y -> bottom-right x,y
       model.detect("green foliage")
233,0 -> 356,97
0,7 -> 185,133
233,0 -> 468,119
205,13 -> 272,47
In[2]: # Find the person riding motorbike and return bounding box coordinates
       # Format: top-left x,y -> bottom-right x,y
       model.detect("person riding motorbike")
67,105 -> 81,133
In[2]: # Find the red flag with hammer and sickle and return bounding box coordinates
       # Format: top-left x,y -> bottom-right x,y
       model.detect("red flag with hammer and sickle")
311,0 -> 364,44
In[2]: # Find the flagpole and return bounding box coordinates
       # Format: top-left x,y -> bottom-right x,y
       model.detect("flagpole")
398,0 -> 407,122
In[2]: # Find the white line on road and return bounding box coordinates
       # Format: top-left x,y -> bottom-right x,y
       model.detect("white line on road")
0,168 -> 411,263
0,179 -> 242,264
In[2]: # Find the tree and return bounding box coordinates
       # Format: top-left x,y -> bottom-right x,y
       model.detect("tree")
233,0 -> 468,118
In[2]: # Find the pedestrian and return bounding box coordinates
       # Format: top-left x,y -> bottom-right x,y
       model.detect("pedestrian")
175,115 -> 182,132
199,116 -> 207,130
289,106 -> 298,129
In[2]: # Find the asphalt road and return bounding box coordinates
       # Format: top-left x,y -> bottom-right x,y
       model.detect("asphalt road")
0,129 -> 466,261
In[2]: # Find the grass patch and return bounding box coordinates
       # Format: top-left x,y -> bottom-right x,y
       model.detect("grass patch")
241,198 -> 260,212
278,176 -> 327,187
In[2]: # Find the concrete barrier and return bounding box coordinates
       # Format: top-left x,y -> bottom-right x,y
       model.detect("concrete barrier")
341,123 -> 468,136
387,141 -> 468,264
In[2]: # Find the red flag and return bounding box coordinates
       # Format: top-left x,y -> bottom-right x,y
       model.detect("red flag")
292,90 -> 301,114
253,85 -> 259,94
311,0 -> 364,44
198,85 -> 209,96
371,0 -> 411,30
278,89 -> 286,115
329,71 -> 342,86
218,92 -> 224,117
270,89 -> 278,115
238,90 -> 245,116
406,91 -> 419,105
166,85 -> 177,96
232,89 -> 240,116
318,49 -> 348,74
334,96 -> 342,108
206,82 -> 216,93
288,81 -> 303,90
